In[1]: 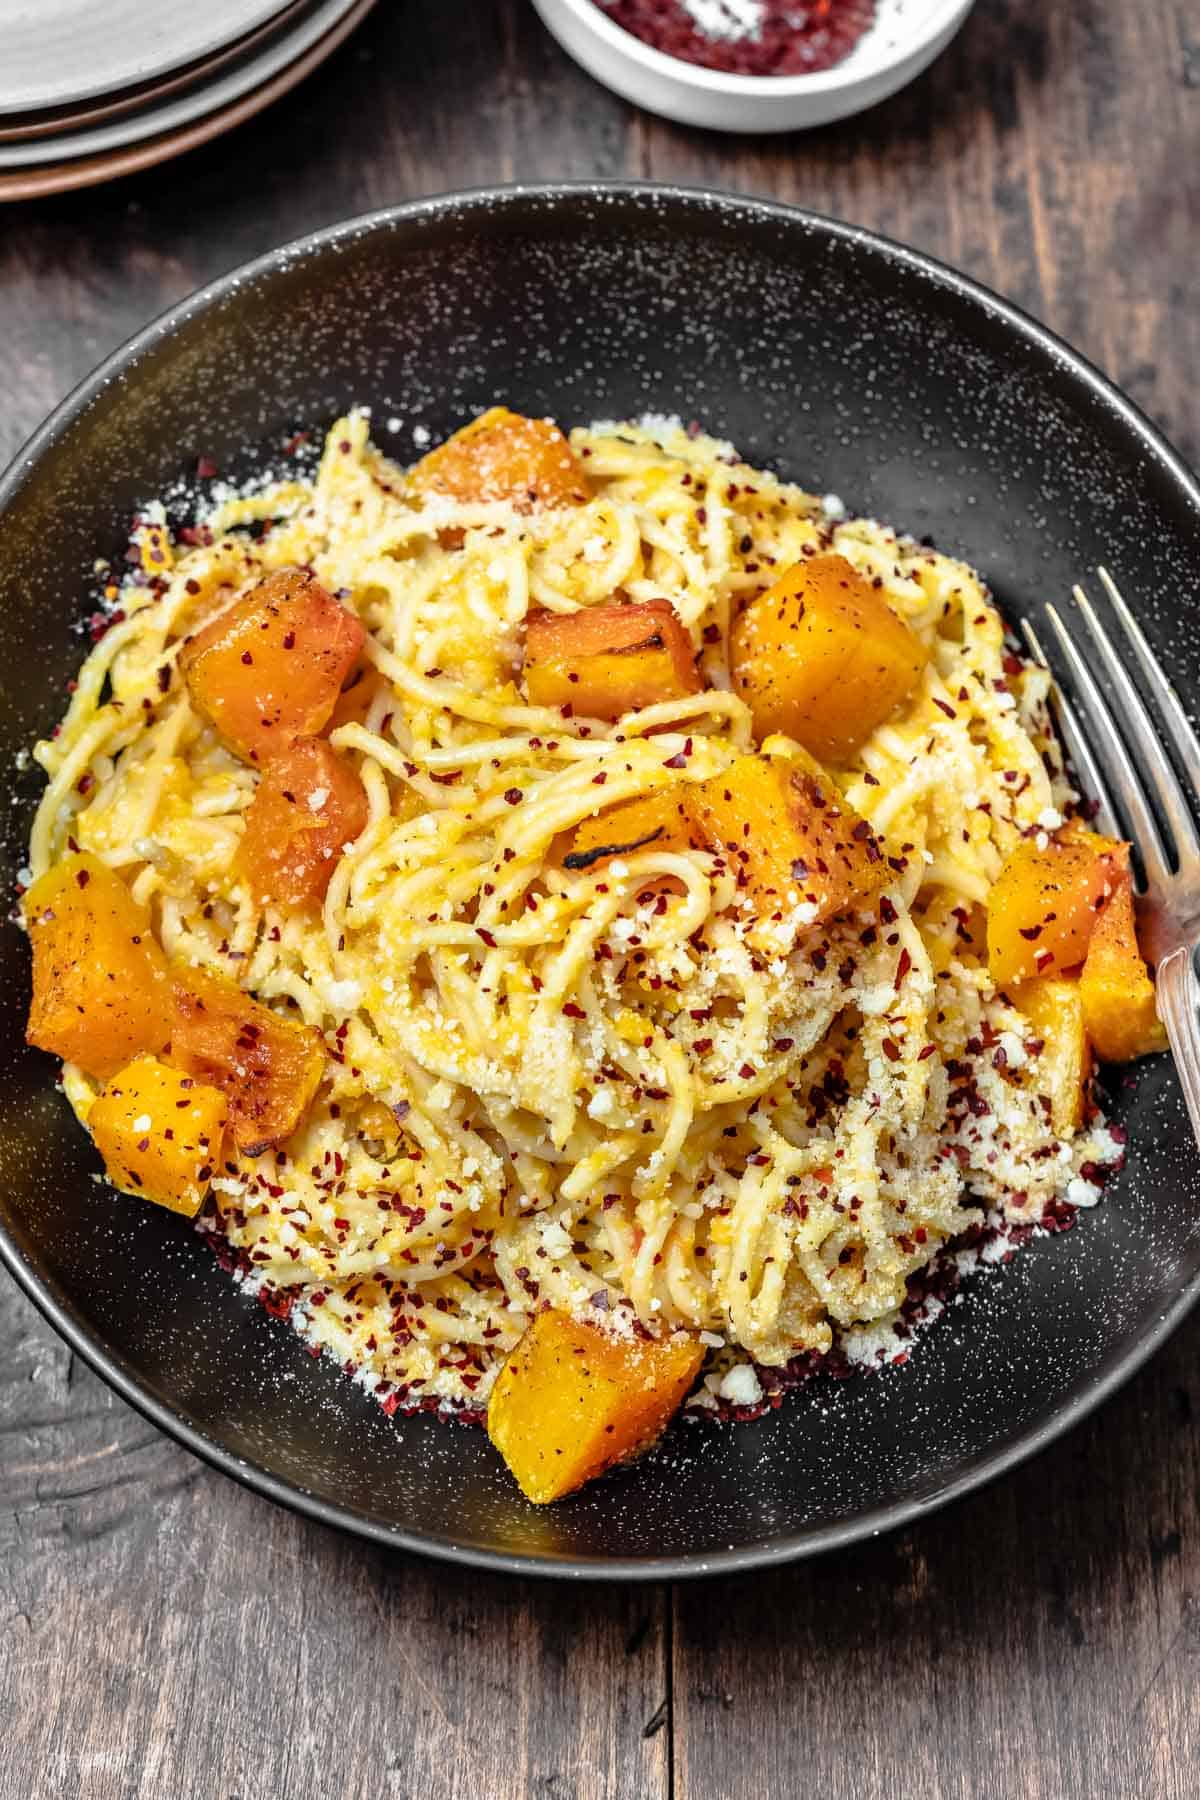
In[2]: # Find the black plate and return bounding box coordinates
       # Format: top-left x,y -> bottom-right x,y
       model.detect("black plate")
2,184 -> 1199,1580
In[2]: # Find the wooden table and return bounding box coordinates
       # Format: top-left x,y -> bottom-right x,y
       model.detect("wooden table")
2,3 -> 1198,1794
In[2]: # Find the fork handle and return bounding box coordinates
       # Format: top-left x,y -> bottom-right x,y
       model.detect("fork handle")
1155,945 -> 1200,1155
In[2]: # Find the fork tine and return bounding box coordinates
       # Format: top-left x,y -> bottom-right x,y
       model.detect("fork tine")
1098,566 -> 1200,823
1070,581 -> 1200,865
1042,600 -> 1173,890
1021,617 -> 1122,839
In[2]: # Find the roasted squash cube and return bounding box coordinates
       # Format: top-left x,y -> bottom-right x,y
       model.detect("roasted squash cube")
90,1054 -> 228,1217
327,669 -> 388,734
1080,870 -> 1165,1062
1012,976 -> 1090,1135
236,737 -> 368,909
525,599 -> 701,719
730,553 -> 928,762
180,567 -> 365,763
25,853 -> 171,1081
486,1309 -> 703,1504
170,966 -> 324,1154
987,833 -> 1124,989
690,751 -> 886,926
563,788 -> 695,872
408,407 -> 589,511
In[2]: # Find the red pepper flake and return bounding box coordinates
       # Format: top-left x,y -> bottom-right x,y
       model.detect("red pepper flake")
88,608 -> 124,642
196,455 -> 218,479
477,928 -> 497,947
881,1038 -> 902,1062
933,697 -> 957,720
503,787 -> 523,805
563,1001 -> 586,1019
591,772 -> 608,785
75,868 -> 90,889
918,1044 -> 937,1061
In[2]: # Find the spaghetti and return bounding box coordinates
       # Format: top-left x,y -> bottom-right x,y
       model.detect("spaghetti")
28,410 -> 1121,1427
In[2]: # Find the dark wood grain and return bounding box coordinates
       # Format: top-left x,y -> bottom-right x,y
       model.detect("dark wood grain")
0,2 -> 1197,1795
0,1278 -> 670,1800
673,1316 -> 1200,1800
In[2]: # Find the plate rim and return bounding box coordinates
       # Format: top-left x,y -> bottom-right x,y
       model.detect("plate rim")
0,0 -> 298,115
0,0 -> 367,170
2,181 -> 1199,1582
0,0 -> 317,145
0,0 -> 378,202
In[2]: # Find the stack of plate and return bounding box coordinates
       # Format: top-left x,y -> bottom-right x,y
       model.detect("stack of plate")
0,0 -> 378,201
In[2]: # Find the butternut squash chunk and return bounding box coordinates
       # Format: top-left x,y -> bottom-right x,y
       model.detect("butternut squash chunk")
407,406 -> 589,511
525,600 -> 701,719
1080,870 -> 1166,1062
89,1054 -> 228,1217
563,788 -> 695,872
170,966 -> 324,1154
25,853 -> 171,1081
328,669 -> 388,733
356,1098 -> 406,1157
690,751 -> 886,926
987,832 -> 1124,988
236,737 -> 368,909
1012,976 -> 1090,1135
180,567 -> 365,763
730,553 -> 928,762
486,1309 -> 703,1504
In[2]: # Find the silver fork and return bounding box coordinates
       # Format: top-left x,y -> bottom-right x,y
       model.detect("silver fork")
1020,567 -> 1200,1152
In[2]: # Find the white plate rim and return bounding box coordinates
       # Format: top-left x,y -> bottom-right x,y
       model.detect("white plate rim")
0,0 -> 364,167
0,0 -> 377,201
0,0 -> 299,115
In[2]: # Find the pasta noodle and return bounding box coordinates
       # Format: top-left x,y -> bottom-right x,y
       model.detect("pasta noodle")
29,410 -> 1120,1417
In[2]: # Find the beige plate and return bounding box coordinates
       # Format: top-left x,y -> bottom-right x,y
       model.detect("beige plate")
0,0 -> 294,114
0,0 -> 316,146
0,0 -> 376,201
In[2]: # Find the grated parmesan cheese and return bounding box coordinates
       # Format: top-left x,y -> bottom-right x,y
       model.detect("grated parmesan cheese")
717,1363 -> 763,1405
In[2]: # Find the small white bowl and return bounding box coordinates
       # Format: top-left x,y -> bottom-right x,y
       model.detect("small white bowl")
530,0 -> 977,133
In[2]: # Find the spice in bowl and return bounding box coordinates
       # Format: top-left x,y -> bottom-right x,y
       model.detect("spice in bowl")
594,0 -> 877,75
